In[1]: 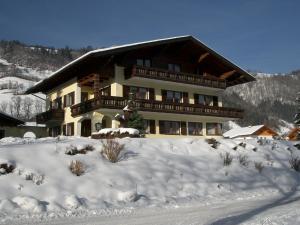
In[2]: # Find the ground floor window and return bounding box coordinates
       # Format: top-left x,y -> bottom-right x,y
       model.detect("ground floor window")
159,120 -> 181,135
206,123 -> 222,135
0,130 -> 5,139
63,123 -> 74,136
188,122 -> 203,135
144,120 -> 155,134
49,126 -> 61,137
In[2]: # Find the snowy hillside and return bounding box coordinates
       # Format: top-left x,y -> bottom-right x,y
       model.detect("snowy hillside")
0,137 -> 299,224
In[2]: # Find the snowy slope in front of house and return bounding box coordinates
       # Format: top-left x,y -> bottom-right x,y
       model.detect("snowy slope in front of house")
0,137 -> 299,223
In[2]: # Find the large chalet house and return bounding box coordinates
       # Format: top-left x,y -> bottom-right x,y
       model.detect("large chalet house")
26,36 -> 255,137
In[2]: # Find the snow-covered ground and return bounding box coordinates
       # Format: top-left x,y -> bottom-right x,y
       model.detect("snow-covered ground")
0,137 -> 299,224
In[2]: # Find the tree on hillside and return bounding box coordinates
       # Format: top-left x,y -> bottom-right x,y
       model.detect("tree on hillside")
294,92 -> 300,140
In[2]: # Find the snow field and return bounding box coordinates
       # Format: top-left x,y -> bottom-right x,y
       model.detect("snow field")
0,137 -> 299,222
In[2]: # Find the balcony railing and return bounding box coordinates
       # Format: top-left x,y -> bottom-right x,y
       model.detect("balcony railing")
71,96 -> 243,118
126,65 -> 227,89
36,109 -> 65,124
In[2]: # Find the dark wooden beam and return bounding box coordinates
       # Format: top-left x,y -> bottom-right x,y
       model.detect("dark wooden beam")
220,70 -> 236,80
198,52 -> 210,63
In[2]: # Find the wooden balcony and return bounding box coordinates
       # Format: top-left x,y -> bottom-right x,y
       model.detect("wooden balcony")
36,109 -> 65,124
126,65 -> 227,89
71,96 -> 243,118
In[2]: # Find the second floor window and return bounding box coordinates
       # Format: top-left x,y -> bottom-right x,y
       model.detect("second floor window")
194,94 -> 218,107
123,85 -> 154,100
50,97 -> 62,110
64,92 -> 75,107
168,63 -> 181,72
162,90 -> 188,104
137,58 -> 151,67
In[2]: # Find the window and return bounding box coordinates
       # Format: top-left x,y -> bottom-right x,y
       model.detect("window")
144,120 -> 155,134
49,126 -> 61,137
137,58 -> 151,67
0,130 -> 5,139
168,63 -> 181,72
81,92 -> 88,102
128,86 -> 149,100
51,97 -> 62,109
159,120 -> 181,135
101,86 -> 111,96
63,123 -> 74,136
64,92 -> 75,107
195,94 -> 218,106
163,90 -> 187,103
188,122 -> 203,136
206,123 -> 222,135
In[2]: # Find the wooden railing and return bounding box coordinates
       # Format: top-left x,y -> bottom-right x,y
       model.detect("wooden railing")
71,96 -> 243,118
126,65 -> 227,89
36,109 -> 65,124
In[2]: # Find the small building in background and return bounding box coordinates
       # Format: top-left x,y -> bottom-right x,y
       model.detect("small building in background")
287,128 -> 300,141
223,125 -> 278,140
0,112 -> 47,139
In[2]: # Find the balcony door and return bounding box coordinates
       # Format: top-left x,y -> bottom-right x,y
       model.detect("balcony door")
81,119 -> 91,137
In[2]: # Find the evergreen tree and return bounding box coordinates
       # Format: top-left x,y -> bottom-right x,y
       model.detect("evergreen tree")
127,110 -> 145,133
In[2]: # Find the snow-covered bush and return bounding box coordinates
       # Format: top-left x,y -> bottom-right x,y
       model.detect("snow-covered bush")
254,162 -> 264,173
69,160 -> 85,176
289,155 -> 300,172
237,154 -> 249,167
0,161 -> 15,175
205,138 -> 220,149
17,168 -> 45,185
65,144 -> 95,155
220,152 -> 233,166
101,139 -> 125,163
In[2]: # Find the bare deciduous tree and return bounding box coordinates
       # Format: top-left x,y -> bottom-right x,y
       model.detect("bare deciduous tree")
22,97 -> 33,119
0,101 -> 8,113
11,96 -> 22,118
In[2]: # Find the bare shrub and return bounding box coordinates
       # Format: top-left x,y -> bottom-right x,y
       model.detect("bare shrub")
254,162 -> 264,173
237,154 -> 249,167
289,156 -> 300,172
69,160 -> 85,176
220,152 -> 233,166
101,139 -> 125,163
82,144 -> 95,152
205,138 -> 220,149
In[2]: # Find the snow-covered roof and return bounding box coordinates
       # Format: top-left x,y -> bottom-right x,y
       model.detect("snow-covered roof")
223,125 -> 265,138
26,35 -> 255,94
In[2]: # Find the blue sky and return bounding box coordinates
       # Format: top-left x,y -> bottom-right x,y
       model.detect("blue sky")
0,0 -> 299,73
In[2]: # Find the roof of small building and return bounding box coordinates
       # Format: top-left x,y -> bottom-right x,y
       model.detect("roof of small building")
26,35 -> 255,94
0,111 -> 24,126
223,125 -> 267,139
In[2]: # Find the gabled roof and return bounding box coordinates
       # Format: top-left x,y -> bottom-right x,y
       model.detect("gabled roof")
26,35 -> 255,94
0,111 -> 24,126
223,125 -> 267,138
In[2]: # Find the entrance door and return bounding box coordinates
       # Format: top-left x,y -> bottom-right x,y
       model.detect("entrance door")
81,119 -> 91,137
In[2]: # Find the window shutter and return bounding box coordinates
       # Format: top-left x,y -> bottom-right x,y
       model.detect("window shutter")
71,92 -> 75,105
182,92 -> 188,104
149,88 -> 155,101
70,123 -> 74,136
159,121 -> 164,134
149,120 -> 155,134
194,94 -> 199,104
123,85 -> 130,98
181,121 -> 187,135
213,96 -> 218,107
63,95 -> 67,108
161,90 -> 167,102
